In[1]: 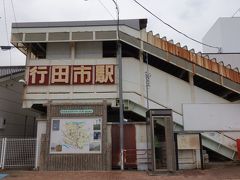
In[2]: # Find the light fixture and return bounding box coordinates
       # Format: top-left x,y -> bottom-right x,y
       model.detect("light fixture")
0,46 -> 14,50
18,79 -> 27,86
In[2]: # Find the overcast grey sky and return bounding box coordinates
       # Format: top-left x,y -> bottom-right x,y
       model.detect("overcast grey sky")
0,0 -> 240,66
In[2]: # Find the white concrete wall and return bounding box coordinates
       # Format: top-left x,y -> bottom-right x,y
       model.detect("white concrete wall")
202,19 -> 223,53
36,120 -> 47,167
46,42 -> 71,60
75,42 -> 102,59
202,17 -> 240,68
122,58 -> 228,115
203,17 -> 240,53
183,104 -> 240,131
135,124 -> 148,170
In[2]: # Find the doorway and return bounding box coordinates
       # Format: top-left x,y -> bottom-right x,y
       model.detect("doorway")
146,109 -> 176,173
111,124 -> 137,169
154,117 -> 167,170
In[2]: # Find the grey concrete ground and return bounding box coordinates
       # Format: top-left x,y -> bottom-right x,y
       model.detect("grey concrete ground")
3,165 -> 240,180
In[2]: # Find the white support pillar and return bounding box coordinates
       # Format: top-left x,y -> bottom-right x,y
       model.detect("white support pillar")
35,119 -> 47,169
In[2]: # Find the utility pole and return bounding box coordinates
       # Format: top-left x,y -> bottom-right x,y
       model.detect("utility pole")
117,40 -> 124,170
112,0 -> 124,171
84,0 -> 124,170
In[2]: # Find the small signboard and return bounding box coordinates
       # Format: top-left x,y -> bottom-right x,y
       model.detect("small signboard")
177,134 -> 200,150
60,109 -> 94,115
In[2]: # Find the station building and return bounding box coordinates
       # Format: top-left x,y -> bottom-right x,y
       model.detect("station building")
10,19 -> 240,171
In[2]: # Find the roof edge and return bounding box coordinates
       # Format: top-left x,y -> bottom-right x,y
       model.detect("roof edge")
12,19 -> 147,31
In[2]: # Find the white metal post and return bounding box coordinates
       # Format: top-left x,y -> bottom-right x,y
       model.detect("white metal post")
2,138 -> 7,169
0,138 -> 4,169
34,138 -> 39,170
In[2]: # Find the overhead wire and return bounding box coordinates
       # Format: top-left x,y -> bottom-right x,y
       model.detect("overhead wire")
232,7 -> 240,17
10,0 -> 18,29
2,0 -> 13,78
132,0 -> 221,52
111,0 -> 120,40
2,0 -> 9,46
97,0 -> 115,20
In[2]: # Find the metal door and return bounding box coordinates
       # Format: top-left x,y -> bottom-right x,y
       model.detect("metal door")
111,124 -> 136,169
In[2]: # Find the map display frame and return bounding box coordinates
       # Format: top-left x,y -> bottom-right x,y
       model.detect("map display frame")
50,117 -> 102,154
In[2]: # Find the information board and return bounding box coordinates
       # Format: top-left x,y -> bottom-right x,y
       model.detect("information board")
50,118 -> 102,154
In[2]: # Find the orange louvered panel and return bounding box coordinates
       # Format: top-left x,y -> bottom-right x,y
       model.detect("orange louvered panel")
147,33 -> 154,44
161,40 -> 168,51
154,37 -> 162,49
218,64 -> 225,76
196,55 -> 203,66
148,33 -> 240,84
229,69 -> 234,80
210,62 -> 219,73
229,69 -> 240,83
167,43 -> 176,55
175,46 -> 179,56
237,72 -> 240,83
189,52 -> 195,63
184,49 -> 190,60
178,48 -> 190,60
224,67 -> 231,78
203,58 -> 210,69
233,71 -> 239,83
222,67 -> 228,77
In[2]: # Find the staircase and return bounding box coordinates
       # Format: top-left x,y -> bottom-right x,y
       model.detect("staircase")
116,98 -> 238,160
115,28 -> 239,160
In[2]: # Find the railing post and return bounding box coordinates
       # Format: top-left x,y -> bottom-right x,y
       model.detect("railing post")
34,138 -> 39,170
0,138 -> 4,169
2,138 -> 7,169
123,149 -> 126,166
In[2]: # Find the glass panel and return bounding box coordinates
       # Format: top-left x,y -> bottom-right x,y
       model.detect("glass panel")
154,117 -> 167,170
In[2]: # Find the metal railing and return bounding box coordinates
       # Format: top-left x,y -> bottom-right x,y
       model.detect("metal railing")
123,149 -> 151,167
0,138 -> 36,169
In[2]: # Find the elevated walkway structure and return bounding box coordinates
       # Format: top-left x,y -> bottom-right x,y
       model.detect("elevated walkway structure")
11,19 -> 240,101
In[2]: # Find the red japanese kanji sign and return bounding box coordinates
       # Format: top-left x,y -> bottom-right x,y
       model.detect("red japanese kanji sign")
27,65 -> 115,85
28,66 -> 49,85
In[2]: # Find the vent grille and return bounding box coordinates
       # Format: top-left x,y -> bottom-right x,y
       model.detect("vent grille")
96,31 -> 116,40
25,33 -> 46,41
11,33 -> 23,42
49,32 -> 70,41
72,32 -> 93,40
